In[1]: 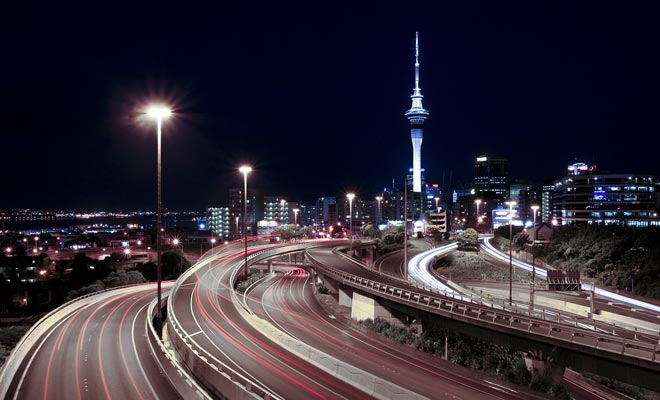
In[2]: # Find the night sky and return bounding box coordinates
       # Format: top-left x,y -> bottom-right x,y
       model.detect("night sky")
2,2 -> 659,210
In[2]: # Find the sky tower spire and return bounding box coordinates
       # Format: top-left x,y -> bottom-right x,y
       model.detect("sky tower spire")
405,32 -> 429,193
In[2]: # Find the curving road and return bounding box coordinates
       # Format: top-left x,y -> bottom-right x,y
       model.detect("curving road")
243,266 -> 547,400
4,283 -> 180,400
168,241 -> 373,399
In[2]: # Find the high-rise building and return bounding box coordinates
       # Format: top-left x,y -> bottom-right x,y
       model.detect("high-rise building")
315,197 -> 336,228
425,183 -> 442,212
553,162 -> 659,226
229,188 -> 262,240
300,205 -> 316,227
404,32 -> 429,194
263,196 -> 288,224
541,184 -> 555,223
510,181 -> 540,221
206,207 -> 230,239
474,156 -> 509,200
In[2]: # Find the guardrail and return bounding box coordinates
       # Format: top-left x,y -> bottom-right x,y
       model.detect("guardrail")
305,249 -> 660,366
145,293 -> 212,400
227,244 -> 427,400
0,283 -> 154,399
167,246 -> 280,400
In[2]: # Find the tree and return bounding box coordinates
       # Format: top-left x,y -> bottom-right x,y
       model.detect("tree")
458,228 -> 479,251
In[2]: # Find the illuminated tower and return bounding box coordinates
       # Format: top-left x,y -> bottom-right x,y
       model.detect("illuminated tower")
405,32 -> 429,193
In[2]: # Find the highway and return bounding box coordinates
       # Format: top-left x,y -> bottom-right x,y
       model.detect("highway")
2,283 -> 180,400
243,265 -> 547,400
168,240 -> 376,399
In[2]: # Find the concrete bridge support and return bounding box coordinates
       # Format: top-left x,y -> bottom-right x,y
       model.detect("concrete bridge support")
350,290 -> 422,333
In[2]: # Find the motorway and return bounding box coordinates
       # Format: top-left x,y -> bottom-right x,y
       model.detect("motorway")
3,283 -> 180,400
168,240 -> 376,399
243,265 -> 547,399
5,235 -> 658,399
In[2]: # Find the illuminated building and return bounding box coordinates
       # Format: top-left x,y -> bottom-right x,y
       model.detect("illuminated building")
263,196 -> 289,224
229,188 -> 262,239
554,162 -> 659,226
425,183 -> 442,212
510,182 -> 540,221
315,197 -> 336,228
206,207 -> 230,239
474,156 -> 509,200
404,32 -> 429,194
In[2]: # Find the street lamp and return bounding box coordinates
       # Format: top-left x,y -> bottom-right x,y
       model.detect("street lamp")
530,205 -> 540,308
434,197 -> 440,212
172,238 -> 182,275
347,193 -> 355,251
211,238 -> 216,256
239,165 -> 252,280
375,196 -> 383,223
293,208 -> 300,226
474,199 -> 481,232
505,200 -> 516,306
147,103 -> 171,328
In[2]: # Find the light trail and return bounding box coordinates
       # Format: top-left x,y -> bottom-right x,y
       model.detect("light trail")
481,237 -> 660,314
407,242 -> 481,303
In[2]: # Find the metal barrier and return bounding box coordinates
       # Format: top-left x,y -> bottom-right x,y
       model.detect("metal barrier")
0,283 -> 157,399
305,249 -> 660,365
145,293 -> 212,399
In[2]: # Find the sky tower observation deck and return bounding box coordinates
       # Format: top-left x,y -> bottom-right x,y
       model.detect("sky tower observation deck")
404,32 -> 430,193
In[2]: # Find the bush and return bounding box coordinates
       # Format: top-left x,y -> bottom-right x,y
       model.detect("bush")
235,272 -> 267,292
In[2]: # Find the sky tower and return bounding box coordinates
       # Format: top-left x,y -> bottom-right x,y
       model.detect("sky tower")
404,32 -> 430,193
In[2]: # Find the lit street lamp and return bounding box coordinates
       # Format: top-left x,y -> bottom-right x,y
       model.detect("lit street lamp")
375,196 -> 383,223
505,200 -> 516,305
147,104 -> 171,328
474,199 -> 482,231
172,238 -> 182,275
530,205 -> 540,308
347,193 -> 355,251
211,237 -> 216,256
239,165 -> 252,280
293,208 -> 300,226
434,197 -> 440,212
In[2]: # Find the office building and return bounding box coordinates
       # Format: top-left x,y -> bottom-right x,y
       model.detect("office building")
554,162 -> 659,226
206,207 -> 230,239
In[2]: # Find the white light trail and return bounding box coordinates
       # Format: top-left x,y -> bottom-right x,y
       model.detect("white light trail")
482,237 -> 660,314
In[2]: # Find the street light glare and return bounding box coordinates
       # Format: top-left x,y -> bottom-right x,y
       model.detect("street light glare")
346,193 -> 355,200
239,165 -> 252,174
147,105 -> 172,119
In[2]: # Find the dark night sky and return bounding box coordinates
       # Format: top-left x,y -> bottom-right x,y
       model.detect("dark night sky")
2,2 -> 659,210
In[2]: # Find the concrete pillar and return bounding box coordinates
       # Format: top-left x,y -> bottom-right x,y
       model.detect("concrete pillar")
339,285 -> 353,307
268,260 -> 273,273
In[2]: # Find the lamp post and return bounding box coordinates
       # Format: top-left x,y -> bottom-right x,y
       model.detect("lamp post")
530,205 -> 539,309
347,193 -> 355,251
434,197 -> 440,212
147,104 -> 171,328
235,216 -> 240,240
211,238 -> 216,256
474,199 -> 482,231
505,200 -> 516,305
293,208 -> 299,226
172,238 -> 181,275
239,165 -> 252,280
375,196 -> 383,223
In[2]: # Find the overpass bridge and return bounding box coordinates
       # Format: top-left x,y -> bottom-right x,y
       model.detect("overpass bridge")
304,241 -> 660,391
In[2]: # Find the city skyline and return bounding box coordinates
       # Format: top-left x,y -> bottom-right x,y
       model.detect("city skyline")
2,2 -> 660,210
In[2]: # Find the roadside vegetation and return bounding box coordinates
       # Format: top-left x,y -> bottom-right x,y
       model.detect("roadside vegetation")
493,224 -> 660,300
361,317 -> 570,398
235,272 -> 267,292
